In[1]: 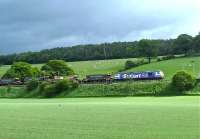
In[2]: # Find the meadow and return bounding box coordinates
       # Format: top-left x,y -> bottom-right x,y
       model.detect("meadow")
0,97 -> 199,139
1,56 -> 200,79
128,57 -> 200,80
0,58 -> 136,78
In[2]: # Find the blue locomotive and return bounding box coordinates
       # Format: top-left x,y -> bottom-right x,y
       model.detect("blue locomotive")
114,71 -> 164,81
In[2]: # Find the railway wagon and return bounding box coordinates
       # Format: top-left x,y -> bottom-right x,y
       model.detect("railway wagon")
82,74 -> 112,83
0,79 -> 23,86
114,71 -> 164,81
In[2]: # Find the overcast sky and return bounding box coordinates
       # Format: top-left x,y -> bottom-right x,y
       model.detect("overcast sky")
0,0 -> 200,54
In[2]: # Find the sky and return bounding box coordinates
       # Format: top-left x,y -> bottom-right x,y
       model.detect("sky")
0,0 -> 200,54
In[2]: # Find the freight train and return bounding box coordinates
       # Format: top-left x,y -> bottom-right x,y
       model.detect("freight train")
0,71 -> 165,86
82,71 -> 164,83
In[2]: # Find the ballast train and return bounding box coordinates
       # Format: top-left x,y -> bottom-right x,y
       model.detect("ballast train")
82,71 -> 164,83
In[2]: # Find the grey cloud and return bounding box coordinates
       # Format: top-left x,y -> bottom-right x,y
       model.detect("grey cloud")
0,0 -> 199,54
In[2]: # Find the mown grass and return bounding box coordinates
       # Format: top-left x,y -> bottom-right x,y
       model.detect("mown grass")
0,97 -> 199,139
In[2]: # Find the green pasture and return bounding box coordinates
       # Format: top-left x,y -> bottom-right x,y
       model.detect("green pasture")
127,57 -> 200,79
1,57 -> 200,79
0,97 -> 199,139
0,58 -> 136,78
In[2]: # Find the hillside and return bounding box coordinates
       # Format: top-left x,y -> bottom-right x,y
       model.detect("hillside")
126,57 -> 200,79
1,56 -> 200,79
0,58 -> 136,78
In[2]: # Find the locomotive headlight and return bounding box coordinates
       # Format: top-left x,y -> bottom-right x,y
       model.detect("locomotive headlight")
160,71 -> 164,78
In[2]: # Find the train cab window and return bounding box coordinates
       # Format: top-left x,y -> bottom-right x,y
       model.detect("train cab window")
148,72 -> 153,77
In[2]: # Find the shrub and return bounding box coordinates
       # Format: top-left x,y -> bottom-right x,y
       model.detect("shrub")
163,55 -> 175,60
70,80 -> 79,88
41,79 -> 79,98
157,55 -> 175,62
26,79 -> 39,91
124,59 -> 147,70
125,60 -> 137,70
172,71 -> 196,92
38,82 -> 49,93
42,84 -> 57,98
54,79 -> 70,92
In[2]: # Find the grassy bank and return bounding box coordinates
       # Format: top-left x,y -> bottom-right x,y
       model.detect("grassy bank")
1,81 -> 199,98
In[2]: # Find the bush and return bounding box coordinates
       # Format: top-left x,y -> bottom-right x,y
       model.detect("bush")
70,80 -> 79,88
42,84 -> 57,98
38,82 -> 49,93
172,71 -> 196,92
125,59 -> 147,70
163,55 -> 175,60
26,80 -> 39,91
54,79 -> 70,92
40,79 -> 79,98
157,55 -> 175,62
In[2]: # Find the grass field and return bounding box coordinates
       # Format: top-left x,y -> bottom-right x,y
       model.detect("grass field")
0,58 -> 136,78
127,57 -> 200,79
0,97 -> 199,139
1,57 -> 200,79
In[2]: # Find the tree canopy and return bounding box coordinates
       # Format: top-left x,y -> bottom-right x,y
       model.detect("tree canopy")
0,33 -> 199,65
137,39 -> 158,63
2,62 -> 40,81
173,34 -> 193,54
41,60 -> 74,76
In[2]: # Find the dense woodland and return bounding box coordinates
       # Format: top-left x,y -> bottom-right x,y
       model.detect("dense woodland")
0,33 -> 200,65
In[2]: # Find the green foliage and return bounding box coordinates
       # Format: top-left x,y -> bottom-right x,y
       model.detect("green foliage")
26,79 -> 39,92
157,55 -> 176,62
40,79 -> 79,98
173,34 -> 193,54
124,59 -> 147,70
38,81 -> 49,93
193,33 -> 200,52
2,62 -> 39,81
68,81 -> 170,97
42,84 -> 57,98
137,39 -> 159,63
54,80 -> 70,92
0,33 -> 199,65
41,60 -> 74,76
172,71 -> 196,92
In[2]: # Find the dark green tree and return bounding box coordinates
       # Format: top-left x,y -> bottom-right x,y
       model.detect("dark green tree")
193,33 -> 200,52
41,60 -> 74,77
173,34 -> 193,54
2,62 -> 39,82
138,39 -> 158,63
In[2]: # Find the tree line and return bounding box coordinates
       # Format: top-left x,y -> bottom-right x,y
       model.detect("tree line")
0,33 -> 200,65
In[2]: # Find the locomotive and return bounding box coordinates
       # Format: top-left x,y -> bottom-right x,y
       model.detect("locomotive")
114,71 -> 164,81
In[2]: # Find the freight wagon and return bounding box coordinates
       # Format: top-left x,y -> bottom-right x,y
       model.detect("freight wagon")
82,74 -> 112,83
